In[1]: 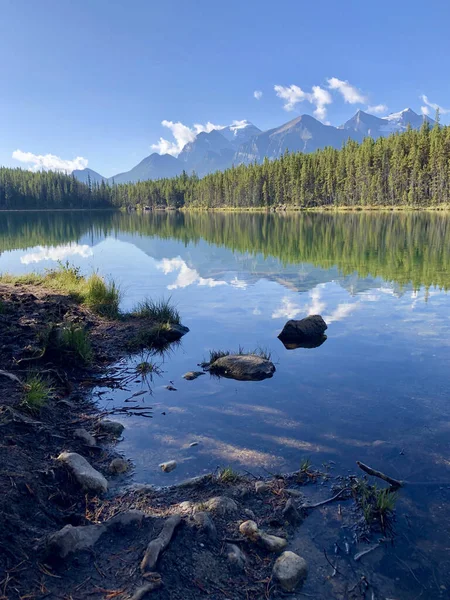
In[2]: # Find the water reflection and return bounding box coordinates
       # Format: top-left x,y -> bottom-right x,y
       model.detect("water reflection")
1,210 -> 450,597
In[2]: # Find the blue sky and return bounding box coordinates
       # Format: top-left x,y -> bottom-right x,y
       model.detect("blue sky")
1,0 -> 449,177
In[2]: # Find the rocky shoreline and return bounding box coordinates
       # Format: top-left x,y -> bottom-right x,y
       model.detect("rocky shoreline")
0,281 -> 405,600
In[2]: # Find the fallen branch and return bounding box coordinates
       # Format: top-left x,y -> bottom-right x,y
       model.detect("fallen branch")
356,461 -> 403,488
303,488 -> 349,509
354,543 -> 380,561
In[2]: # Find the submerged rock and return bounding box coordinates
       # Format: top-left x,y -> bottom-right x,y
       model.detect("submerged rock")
97,419 -> 124,437
273,551 -> 308,591
159,460 -> 177,473
57,451 -> 108,494
109,457 -> 129,474
183,371 -> 205,381
278,315 -> 327,347
209,354 -> 276,381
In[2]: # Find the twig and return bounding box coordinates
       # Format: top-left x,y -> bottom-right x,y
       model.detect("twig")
304,488 -> 349,509
323,549 -> 343,577
354,544 -> 380,561
356,461 -> 403,488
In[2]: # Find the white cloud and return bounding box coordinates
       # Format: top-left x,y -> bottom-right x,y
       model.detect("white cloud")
274,84 -> 332,120
157,257 -> 227,289
324,303 -> 358,324
12,150 -> 88,173
367,104 -> 388,115
421,106 -> 430,116
151,120 -> 225,156
254,90 -> 263,100
21,243 -> 93,265
327,77 -> 367,104
420,95 -> 450,115
272,296 -> 302,319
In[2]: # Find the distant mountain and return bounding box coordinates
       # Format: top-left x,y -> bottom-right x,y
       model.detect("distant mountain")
72,167 -> 106,184
73,108 -> 434,185
235,115 -> 350,164
219,121 -> 262,147
108,153 -> 183,184
342,108 -> 434,138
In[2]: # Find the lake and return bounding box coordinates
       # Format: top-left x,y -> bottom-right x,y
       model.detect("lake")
1,210 -> 450,597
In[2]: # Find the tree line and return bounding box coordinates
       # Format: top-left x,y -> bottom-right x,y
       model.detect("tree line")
2,210 -> 449,291
2,120 -> 450,210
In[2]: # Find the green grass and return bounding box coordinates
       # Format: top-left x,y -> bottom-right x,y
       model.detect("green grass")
300,457 -> 312,473
375,488 -> 398,515
132,297 -> 180,324
217,466 -> 240,483
127,323 -> 177,352
136,360 -> 162,376
204,346 -> 272,367
58,323 -> 93,364
352,478 -> 398,529
21,373 -> 52,413
0,263 -> 121,319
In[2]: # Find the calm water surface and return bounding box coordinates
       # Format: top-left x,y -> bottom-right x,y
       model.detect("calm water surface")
1,211 -> 450,598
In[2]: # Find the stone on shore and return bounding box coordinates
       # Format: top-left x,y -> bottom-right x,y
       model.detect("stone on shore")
273,551 -> 308,591
255,481 -> 270,493
47,524 -> 106,558
57,451 -> 108,494
209,354 -> 276,381
73,428 -> 96,446
193,511 -> 217,541
227,543 -> 247,571
239,520 -> 287,553
161,323 -> 190,342
205,496 -> 238,515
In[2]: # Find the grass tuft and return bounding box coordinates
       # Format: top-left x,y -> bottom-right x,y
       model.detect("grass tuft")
58,323 -> 93,364
84,274 -> 121,318
21,373 -> 52,413
217,466 -> 240,483
203,346 -> 272,368
133,297 -> 180,324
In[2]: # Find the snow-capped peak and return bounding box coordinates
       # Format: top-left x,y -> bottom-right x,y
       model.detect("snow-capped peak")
382,108 -> 415,122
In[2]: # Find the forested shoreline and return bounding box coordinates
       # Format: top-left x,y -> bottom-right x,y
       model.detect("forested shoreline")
2,121 -> 450,210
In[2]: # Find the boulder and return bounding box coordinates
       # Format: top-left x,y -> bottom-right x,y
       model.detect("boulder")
161,323 -> 190,342
57,452 -> 108,494
106,510 -> 145,529
278,315 -> 327,347
273,551 -> 308,591
97,419 -> 124,437
159,460 -> 177,473
73,428 -> 96,447
239,520 -> 287,553
209,354 -> 276,381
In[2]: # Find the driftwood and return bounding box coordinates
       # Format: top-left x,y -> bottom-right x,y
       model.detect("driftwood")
356,461 -> 403,488
140,515 -> 181,573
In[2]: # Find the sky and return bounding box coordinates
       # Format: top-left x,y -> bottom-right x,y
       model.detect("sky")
1,0 -> 449,177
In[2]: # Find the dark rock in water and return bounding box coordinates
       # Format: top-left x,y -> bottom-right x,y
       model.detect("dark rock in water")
209,354 -> 276,381
183,371 -> 205,380
278,315 -> 327,346
280,334 -> 327,350
162,323 -> 190,342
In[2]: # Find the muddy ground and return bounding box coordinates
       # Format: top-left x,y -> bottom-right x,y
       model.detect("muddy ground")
0,283 -> 436,600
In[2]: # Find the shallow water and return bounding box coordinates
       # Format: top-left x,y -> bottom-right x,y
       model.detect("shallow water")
1,210 -> 450,598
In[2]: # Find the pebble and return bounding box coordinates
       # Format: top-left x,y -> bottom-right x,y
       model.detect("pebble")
183,371 -> 205,380
255,481 -> 270,493
159,460 -> 177,472
239,520 -> 287,553
205,496 -> 238,515
227,543 -> 247,571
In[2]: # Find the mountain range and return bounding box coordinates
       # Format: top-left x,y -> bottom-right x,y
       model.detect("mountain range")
73,109 -> 434,185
